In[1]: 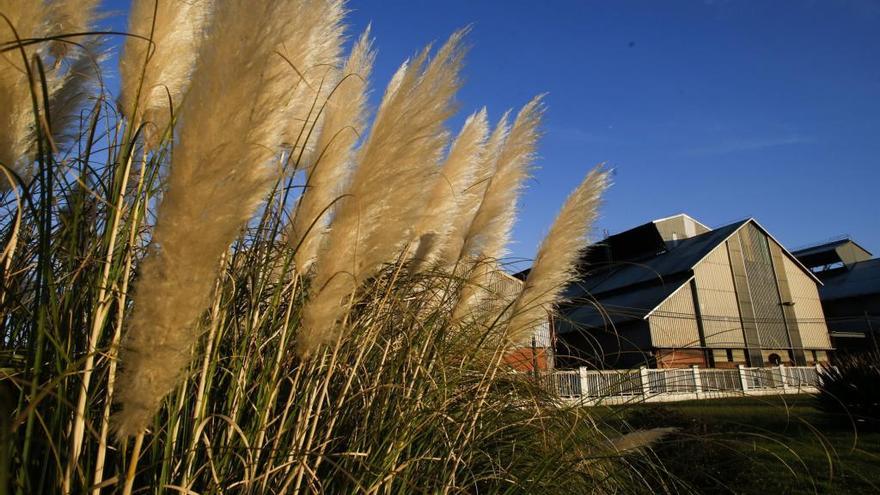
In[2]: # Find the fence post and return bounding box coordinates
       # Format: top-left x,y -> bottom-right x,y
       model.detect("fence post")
639,366 -> 651,397
737,364 -> 749,392
692,365 -> 703,398
578,366 -> 589,399
779,364 -> 790,392
814,363 -> 823,387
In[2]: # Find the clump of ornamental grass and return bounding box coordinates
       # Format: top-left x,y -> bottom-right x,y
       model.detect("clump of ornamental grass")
0,1 -> 673,493
817,352 -> 880,429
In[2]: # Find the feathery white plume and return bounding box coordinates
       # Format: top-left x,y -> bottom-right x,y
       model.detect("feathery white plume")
411,108 -> 489,270
119,0 -> 211,145
298,31 -> 467,356
275,0 -> 346,168
506,166 -> 608,344
291,29 -> 375,275
45,0 -> 101,60
439,112 -> 509,266
0,1 -> 49,181
115,0 -> 300,437
461,96 -> 544,261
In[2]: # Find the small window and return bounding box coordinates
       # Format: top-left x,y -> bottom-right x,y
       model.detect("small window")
712,349 -> 729,362
815,350 -> 828,363
730,349 -> 746,363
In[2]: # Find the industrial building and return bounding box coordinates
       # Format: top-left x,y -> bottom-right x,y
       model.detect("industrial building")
555,214 -> 833,369
793,238 -> 880,354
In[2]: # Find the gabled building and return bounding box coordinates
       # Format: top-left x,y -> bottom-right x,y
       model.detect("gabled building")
793,238 -> 880,354
555,214 -> 833,369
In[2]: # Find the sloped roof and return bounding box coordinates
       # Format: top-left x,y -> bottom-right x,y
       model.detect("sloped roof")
557,218 -> 819,334
816,258 -> 880,301
566,220 -> 747,299
792,238 -> 873,269
560,275 -> 692,329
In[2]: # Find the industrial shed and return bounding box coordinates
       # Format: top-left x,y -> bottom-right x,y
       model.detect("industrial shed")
793,238 -> 880,354
555,214 -> 833,369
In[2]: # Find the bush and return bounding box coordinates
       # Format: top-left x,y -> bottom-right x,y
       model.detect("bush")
817,353 -> 880,429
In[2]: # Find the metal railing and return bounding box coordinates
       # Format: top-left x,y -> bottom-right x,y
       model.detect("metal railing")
546,364 -> 822,404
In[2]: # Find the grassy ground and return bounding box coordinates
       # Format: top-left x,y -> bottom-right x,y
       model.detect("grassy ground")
609,395 -> 880,494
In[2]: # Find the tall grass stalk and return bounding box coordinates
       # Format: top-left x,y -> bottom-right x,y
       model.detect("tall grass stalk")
0,1 -> 671,493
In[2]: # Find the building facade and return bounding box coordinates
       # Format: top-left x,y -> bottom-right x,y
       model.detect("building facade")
793,239 -> 880,354
477,269 -> 554,372
555,214 -> 833,369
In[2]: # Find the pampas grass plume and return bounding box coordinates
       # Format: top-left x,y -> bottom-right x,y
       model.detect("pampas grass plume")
298,31 -> 466,356
0,1 -> 48,179
276,0 -> 345,162
506,166 -> 608,343
411,108 -> 489,270
114,0 -> 300,437
439,113 -> 509,267
291,29 -> 375,275
461,96 -> 543,261
607,427 -> 678,453
45,0 -> 101,59
119,0 -> 210,144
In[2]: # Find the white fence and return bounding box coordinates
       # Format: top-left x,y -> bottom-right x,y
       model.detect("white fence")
546,365 -> 822,404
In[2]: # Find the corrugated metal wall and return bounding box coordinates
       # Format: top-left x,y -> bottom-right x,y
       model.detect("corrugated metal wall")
740,224 -> 791,349
632,221 -> 832,366
727,231 -> 765,365
768,241 -> 807,363
649,283 -> 701,347
781,255 -> 833,349
693,246 -> 746,347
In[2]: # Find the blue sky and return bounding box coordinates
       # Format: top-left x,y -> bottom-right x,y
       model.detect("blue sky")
103,0 -> 880,265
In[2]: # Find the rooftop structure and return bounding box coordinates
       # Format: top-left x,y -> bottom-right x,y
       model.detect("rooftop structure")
554,215 -> 832,369
793,239 -> 880,353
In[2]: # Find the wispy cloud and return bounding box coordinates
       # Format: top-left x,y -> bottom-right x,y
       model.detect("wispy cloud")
681,135 -> 811,157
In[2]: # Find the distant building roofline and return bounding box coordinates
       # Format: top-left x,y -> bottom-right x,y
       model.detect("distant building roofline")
792,237 -> 873,259
651,213 -> 711,232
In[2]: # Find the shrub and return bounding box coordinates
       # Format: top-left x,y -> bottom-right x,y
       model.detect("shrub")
817,352 -> 880,429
